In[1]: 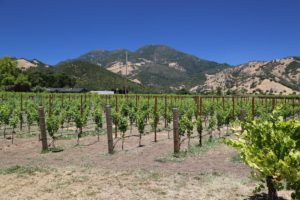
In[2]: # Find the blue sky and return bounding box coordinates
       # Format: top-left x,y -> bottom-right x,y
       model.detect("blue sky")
0,0 -> 299,65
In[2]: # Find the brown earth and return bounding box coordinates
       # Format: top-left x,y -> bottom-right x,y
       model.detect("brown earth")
0,127 -> 292,200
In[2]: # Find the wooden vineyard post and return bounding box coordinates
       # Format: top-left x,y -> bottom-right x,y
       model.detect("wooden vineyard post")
20,94 -> 23,131
147,96 -> 150,122
41,95 -> 44,106
284,98 -> 287,105
172,108 -> 180,154
38,106 -> 48,152
115,95 -> 118,111
199,96 -> 203,117
265,97 -> 268,108
222,96 -> 225,110
154,96 -> 158,142
135,95 -> 138,108
48,95 -> 52,117
114,96 -> 119,139
272,98 -> 275,111
232,96 -> 235,117
105,105 -> 114,154
292,98 -> 295,118
252,96 -> 255,119
78,95 -> 83,145
61,94 -> 64,108
80,95 -> 83,116
164,96 -> 167,128
194,96 -> 199,119
239,109 -> 246,122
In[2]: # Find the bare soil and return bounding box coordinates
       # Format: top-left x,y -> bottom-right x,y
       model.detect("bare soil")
0,127 -> 292,200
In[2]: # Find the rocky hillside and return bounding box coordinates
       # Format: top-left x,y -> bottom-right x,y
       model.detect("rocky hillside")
11,57 -> 157,93
15,58 -> 49,70
195,57 -> 300,94
9,46 -> 300,94
54,60 -> 158,93
76,45 -> 230,90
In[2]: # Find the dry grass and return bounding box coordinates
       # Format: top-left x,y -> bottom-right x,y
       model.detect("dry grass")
0,166 -> 272,200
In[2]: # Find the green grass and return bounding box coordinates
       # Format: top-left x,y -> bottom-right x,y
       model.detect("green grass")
155,138 -> 223,163
231,153 -> 243,163
0,165 -> 48,175
179,138 -> 223,157
48,146 -> 64,152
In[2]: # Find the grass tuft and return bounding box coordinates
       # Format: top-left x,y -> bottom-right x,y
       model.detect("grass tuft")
231,153 -> 243,163
0,165 -> 48,175
155,138 -> 223,163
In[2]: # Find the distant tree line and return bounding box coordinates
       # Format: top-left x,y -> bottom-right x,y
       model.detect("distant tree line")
0,57 -> 76,92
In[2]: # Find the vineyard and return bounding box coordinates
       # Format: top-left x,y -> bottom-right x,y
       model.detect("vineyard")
0,93 -> 299,148
0,92 -> 300,199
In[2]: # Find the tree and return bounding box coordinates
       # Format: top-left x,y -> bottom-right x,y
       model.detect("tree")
216,87 -> 222,95
14,74 -> 31,91
0,57 -> 19,90
0,57 -> 31,91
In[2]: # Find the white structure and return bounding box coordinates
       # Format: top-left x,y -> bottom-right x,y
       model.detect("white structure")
90,91 -> 115,95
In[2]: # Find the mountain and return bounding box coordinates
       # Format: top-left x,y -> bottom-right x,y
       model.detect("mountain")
76,45 -> 230,90
195,56 -> 300,94
8,46 -> 300,94
54,60 -> 158,93
14,58 -> 49,70
11,57 -> 157,93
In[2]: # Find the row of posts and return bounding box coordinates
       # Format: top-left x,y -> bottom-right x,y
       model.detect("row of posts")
38,95 -> 298,153
37,105 -> 181,154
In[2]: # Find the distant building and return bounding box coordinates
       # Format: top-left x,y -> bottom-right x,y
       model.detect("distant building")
47,88 -> 88,93
90,90 -> 115,95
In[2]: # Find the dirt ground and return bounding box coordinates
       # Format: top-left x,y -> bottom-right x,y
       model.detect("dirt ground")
0,127 -> 292,200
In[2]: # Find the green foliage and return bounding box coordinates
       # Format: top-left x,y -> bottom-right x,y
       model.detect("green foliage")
225,108 -> 300,199
285,61 -> 300,75
185,117 -> 193,136
0,104 -> 12,126
208,116 -> 216,131
165,110 -> 172,125
0,57 -> 30,91
111,110 -> 121,126
9,112 -> 19,129
13,74 -> 31,91
118,116 -> 128,133
196,117 -> 203,134
25,66 -> 76,88
74,113 -> 88,129
24,102 -> 38,132
128,107 -> 137,125
55,60 -> 157,93
137,112 -> 146,134
178,115 -> 187,136
93,108 -> 103,129
216,111 -> 224,130
46,116 -> 59,139
59,110 -> 66,128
